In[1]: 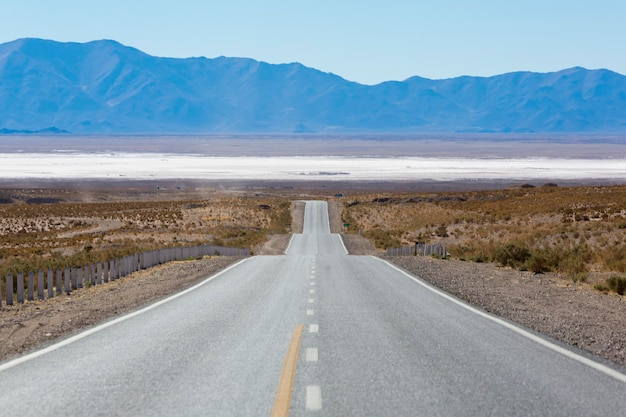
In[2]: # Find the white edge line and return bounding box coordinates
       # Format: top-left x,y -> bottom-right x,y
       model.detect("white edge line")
284,233 -> 296,255
373,256 -> 626,384
320,201 -> 331,235
336,234 -> 349,255
0,257 -> 253,373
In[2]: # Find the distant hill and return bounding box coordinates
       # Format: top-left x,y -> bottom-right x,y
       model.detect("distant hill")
1,38 -> 625,133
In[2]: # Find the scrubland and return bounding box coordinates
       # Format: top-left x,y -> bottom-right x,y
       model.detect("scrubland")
0,187 -> 292,281
341,184 -> 626,294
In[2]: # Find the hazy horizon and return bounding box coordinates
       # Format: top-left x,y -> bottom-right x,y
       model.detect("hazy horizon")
1,136 -> 624,183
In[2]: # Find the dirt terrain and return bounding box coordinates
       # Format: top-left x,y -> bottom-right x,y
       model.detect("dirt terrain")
1,188 -> 626,372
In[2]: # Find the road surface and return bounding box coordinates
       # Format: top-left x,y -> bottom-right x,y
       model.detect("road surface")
1,201 -> 625,416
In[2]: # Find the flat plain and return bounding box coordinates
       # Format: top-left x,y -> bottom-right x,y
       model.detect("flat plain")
1,135 -> 626,368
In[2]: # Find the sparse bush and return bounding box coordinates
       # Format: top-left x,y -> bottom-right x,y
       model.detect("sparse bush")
598,244 -> 626,273
605,275 -> 626,295
435,224 -> 449,237
449,243 -> 491,263
494,242 -> 531,269
525,251 -> 551,274
363,228 -> 401,250
557,244 -> 591,281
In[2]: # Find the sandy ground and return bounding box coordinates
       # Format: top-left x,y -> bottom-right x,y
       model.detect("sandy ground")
2,198 -> 626,372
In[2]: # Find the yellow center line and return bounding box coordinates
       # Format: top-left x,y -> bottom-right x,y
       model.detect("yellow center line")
271,324 -> 304,417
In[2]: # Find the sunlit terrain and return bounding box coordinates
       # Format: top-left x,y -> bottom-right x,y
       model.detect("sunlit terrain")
1,153 -> 624,182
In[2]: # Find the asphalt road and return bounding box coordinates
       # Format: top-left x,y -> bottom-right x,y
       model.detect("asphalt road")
1,201 -> 626,416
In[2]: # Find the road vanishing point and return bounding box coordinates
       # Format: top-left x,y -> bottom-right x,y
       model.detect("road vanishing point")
1,201 -> 626,416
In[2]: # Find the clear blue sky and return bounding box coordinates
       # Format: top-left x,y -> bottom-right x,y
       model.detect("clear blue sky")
2,0 -> 625,85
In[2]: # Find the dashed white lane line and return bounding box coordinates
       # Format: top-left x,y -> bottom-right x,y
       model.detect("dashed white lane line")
306,385 -> 322,411
308,298 -> 315,304
306,309 -> 314,316
310,282 -> 315,286
309,324 -> 319,334
309,289 -> 315,294
305,348 -> 319,362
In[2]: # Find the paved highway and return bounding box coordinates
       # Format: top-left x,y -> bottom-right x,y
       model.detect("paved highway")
1,201 -> 626,416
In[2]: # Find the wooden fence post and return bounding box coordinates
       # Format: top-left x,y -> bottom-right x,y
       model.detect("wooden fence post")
104,261 -> 109,283
6,274 -> 13,306
56,269 -> 62,295
95,263 -> 102,285
17,272 -> 24,303
71,267 -> 77,290
47,269 -> 54,298
38,270 -> 44,300
64,268 -> 71,295
91,263 -> 102,285
77,267 -> 83,289
27,271 -> 34,301
109,260 -> 115,281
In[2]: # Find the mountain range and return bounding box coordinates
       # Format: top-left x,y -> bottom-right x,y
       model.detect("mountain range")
0,38 -> 625,134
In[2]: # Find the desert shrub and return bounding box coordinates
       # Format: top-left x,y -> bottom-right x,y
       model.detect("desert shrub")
598,243 -> 626,273
217,229 -> 266,248
494,242 -> 531,269
556,243 -> 591,281
268,201 -> 292,234
525,251 -> 551,273
363,228 -> 401,250
605,275 -> 626,295
340,209 -> 358,232
449,243 -> 491,263
435,224 -> 449,237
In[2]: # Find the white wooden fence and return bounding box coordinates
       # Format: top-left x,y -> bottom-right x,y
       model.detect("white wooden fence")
1,244 -> 249,306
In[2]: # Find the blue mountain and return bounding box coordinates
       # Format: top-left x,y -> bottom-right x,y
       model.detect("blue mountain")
1,38 -> 625,133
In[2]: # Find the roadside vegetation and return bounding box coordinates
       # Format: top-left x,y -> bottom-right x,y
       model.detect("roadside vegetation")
0,188 -> 292,283
340,184 -> 626,293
